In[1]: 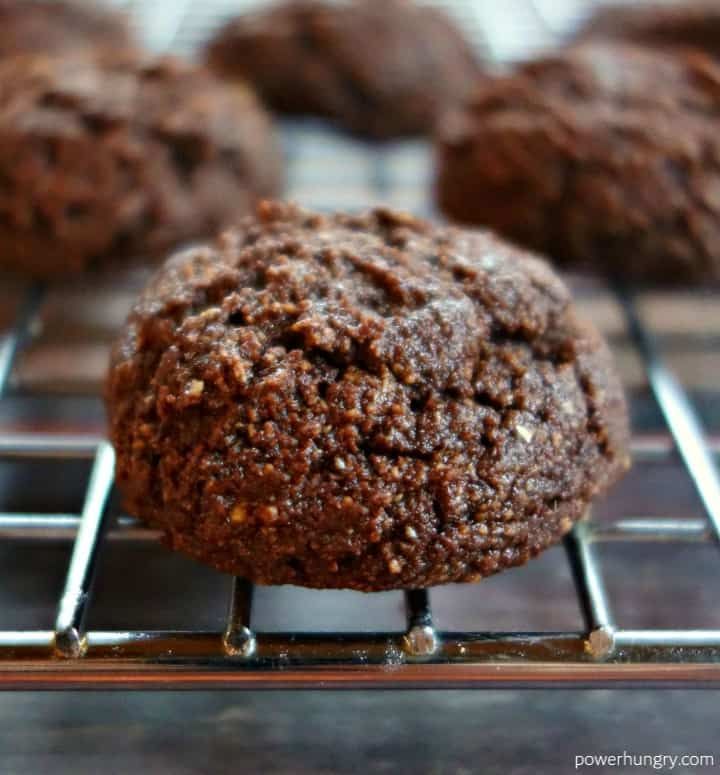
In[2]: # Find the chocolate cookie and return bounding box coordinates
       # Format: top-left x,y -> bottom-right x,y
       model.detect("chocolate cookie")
0,54 -> 282,278
106,202 -> 629,591
574,1 -> 720,57
205,0 -> 482,139
0,0 -> 136,58
436,43 -> 720,284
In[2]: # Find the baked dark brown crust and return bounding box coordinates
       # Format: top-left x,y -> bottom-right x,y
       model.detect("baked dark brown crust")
0,0 -> 136,58
574,1 -> 720,57
205,0 -> 482,139
436,43 -> 720,284
106,202 -> 629,591
0,54 -> 282,278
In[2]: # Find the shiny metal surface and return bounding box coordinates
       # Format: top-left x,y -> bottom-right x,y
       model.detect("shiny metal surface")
565,523 -> 615,659
0,286 -> 45,397
619,290 -> 720,542
53,443 -> 116,658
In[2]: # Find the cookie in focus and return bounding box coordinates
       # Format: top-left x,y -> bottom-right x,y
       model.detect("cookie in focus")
106,202 -> 630,591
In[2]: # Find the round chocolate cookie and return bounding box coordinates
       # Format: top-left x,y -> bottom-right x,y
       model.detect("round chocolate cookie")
0,54 -> 282,278
205,0 -> 482,139
436,43 -> 720,284
574,0 -> 720,57
107,202 -> 629,591
0,0 -> 136,58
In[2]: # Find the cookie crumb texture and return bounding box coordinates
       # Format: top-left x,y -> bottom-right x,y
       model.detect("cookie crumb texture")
107,203 -> 629,591
436,43 -> 720,284
205,0 -> 482,139
0,55 -> 282,278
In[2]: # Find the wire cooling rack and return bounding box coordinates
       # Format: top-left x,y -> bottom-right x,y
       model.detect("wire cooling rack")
0,0 -> 719,689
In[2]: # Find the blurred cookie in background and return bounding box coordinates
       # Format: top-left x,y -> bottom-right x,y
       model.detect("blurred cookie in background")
0,54 -> 282,279
205,0 -> 483,140
573,0 -> 720,57
435,43 -> 720,285
0,0 -> 137,58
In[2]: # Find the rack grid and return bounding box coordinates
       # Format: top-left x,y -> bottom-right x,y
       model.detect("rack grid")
0,0 -> 719,689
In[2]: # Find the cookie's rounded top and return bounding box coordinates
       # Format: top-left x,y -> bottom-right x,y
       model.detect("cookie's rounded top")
0,0 -> 136,58
574,0 -> 720,55
205,0 -> 482,138
0,53 -> 282,277
107,203 -> 629,591
436,43 -> 720,283
116,202 -> 580,395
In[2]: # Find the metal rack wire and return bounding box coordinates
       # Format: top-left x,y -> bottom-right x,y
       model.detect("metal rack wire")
0,0 -> 719,689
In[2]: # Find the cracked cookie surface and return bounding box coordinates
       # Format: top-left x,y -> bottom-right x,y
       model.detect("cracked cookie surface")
107,202 -> 629,591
